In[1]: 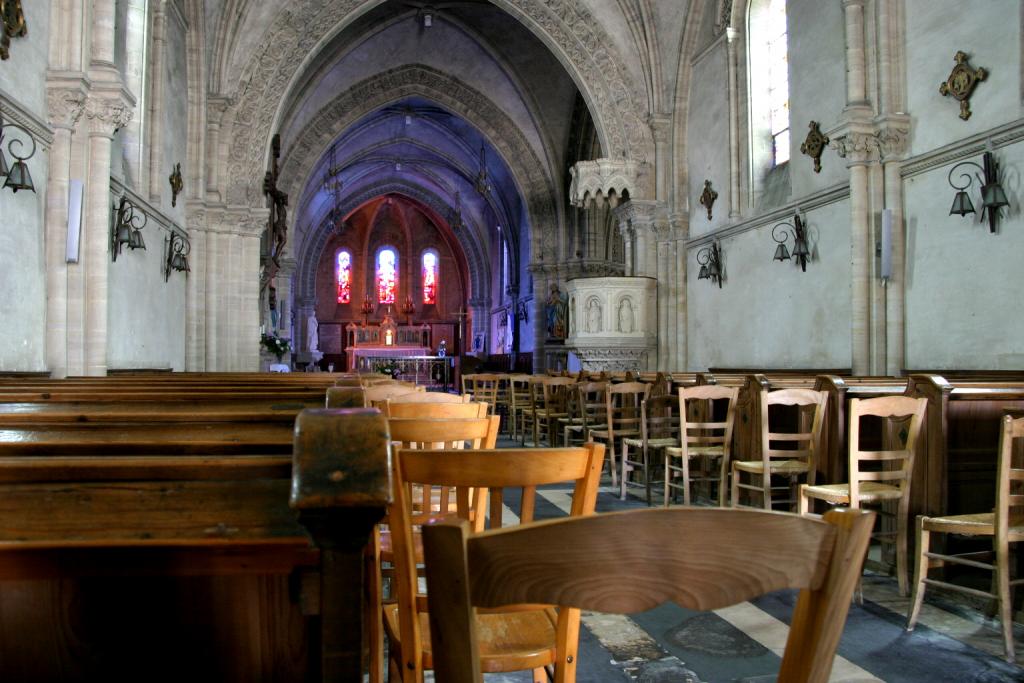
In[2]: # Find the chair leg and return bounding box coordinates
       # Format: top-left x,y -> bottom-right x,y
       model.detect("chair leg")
644,445 -> 652,506
681,454 -> 692,506
730,464 -> 739,507
365,529 -> 384,683
663,453 -> 672,506
906,518 -> 928,631
717,454 -> 729,507
620,441 -> 629,500
896,505 -> 909,597
996,537 -> 1015,663
532,666 -> 547,683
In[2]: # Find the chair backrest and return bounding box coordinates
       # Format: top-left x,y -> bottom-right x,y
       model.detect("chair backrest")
363,383 -> 423,405
381,391 -> 471,404
391,442 -> 606,681
678,385 -> 739,460
847,396 -> 927,504
604,381 -> 651,440
641,394 -> 680,443
383,401 -> 489,419
423,506 -> 875,683
760,388 -> 828,482
508,374 -> 532,409
467,373 -> 501,413
541,376 -> 575,416
996,413 -> 1024,537
573,381 -> 609,430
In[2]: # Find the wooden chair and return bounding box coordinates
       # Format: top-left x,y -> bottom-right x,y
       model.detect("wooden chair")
731,388 -> 827,511
363,383 -> 425,405
530,376 -> 575,447
906,412 -> 1024,662
589,381 -> 650,487
561,381 -> 609,448
382,401 -> 489,419
664,385 -> 738,506
507,374 -> 533,441
387,442 -> 605,682
368,415 -> 500,683
423,506 -> 876,683
620,394 -> 680,504
519,376 -> 546,446
798,395 -> 927,596
466,373 -> 501,418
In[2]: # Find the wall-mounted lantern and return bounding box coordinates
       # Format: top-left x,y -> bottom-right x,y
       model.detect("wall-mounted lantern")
771,214 -> 811,272
696,242 -> 723,288
111,195 -> 147,262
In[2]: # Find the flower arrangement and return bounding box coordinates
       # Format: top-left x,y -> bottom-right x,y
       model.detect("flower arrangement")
373,359 -> 402,378
260,333 -> 292,361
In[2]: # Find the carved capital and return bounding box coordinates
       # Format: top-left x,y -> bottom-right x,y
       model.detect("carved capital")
648,115 -> 672,145
46,88 -> 86,130
83,95 -> 134,137
569,158 -> 639,208
829,132 -> 877,165
207,95 -> 234,124
875,124 -> 910,161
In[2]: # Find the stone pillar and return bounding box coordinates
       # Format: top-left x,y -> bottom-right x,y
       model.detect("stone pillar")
185,208 -> 207,370
146,0 -> 168,202
295,297 -> 316,365
842,0 -> 868,105
275,257 -> 298,338
530,265 -> 547,372
833,132 -> 875,375
656,237 -> 669,371
649,116 -> 671,203
81,95 -> 133,376
44,87 -> 87,378
620,221 -> 634,276
674,231 -> 687,371
726,27 -> 742,217
879,125 -> 909,376
205,97 -> 231,202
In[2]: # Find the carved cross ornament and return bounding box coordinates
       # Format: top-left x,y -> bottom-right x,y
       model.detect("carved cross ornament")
939,51 -> 986,121
800,121 -> 830,173
699,180 -> 718,220
0,0 -> 27,60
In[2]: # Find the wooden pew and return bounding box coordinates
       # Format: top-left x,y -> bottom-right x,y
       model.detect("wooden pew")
0,407 -> 389,682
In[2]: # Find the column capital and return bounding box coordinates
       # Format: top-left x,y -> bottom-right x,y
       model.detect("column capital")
612,199 -> 668,228
647,115 -> 672,145
83,91 -> 134,138
874,115 -> 911,161
46,77 -> 89,130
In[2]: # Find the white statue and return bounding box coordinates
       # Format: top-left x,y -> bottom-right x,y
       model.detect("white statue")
586,298 -> 602,333
307,314 -> 320,352
618,298 -> 634,334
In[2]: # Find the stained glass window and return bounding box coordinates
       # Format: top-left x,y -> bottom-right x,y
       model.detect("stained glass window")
377,247 -> 397,304
422,250 -> 438,304
336,250 -> 351,304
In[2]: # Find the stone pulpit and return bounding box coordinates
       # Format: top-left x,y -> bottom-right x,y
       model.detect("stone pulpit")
564,277 -> 657,372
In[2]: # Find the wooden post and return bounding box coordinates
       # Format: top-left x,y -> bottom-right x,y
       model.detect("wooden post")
291,408 -> 391,682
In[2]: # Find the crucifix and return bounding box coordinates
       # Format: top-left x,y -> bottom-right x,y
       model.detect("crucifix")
455,305 -> 468,356
261,133 -> 288,296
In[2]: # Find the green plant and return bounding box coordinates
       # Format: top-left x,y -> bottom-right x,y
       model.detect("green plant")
373,359 -> 402,378
260,333 -> 291,361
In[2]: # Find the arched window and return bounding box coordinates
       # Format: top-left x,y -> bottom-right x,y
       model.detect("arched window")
422,250 -> 438,304
749,0 -> 790,167
336,249 -> 351,304
377,247 -> 397,304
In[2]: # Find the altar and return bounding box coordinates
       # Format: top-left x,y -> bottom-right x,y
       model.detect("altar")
344,311 -> 433,372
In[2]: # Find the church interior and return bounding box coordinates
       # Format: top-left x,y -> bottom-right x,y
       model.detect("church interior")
1,0 -> 1023,680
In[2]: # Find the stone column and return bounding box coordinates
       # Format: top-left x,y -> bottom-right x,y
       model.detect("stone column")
205,97 -> 232,202
833,132 -> 876,375
656,235 -> 669,371
44,87 -> 87,378
276,257 -> 298,338
295,297 -> 316,365
674,233 -> 687,371
81,95 -> 133,376
530,265 -> 547,372
185,208 -> 207,370
620,222 -> 634,276
146,0 -> 168,202
842,0 -> 868,105
649,116 -> 672,203
879,125 -> 909,376
726,27 -> 742,217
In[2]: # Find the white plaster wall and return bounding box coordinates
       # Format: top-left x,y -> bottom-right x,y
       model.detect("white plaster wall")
107,226 -> 187,370
0,0 -> 49,117
0,156 -> 49,371
786,0 -> 846,194
0,0 -> 50,371
686,199 -> 852,370
161,8 -> 188,223
906,0 -> 1022,155
686,45 -> 729,238
903,139 -> 1024,370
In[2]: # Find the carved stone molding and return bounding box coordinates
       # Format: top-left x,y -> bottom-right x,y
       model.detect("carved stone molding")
570,159 -> 639,208
46,88 -> 86,130
571,347 -> 650,372
715,0 -> 734,35
83,94 -> 134,137
221,0 -> 652,219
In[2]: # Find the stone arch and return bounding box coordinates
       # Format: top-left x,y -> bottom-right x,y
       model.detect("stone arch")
279,64 -> 554,259
218,0 -> 654,210
295,181 -> 488,314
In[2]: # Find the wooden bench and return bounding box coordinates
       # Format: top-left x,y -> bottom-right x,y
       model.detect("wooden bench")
0,406 -> 388,682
